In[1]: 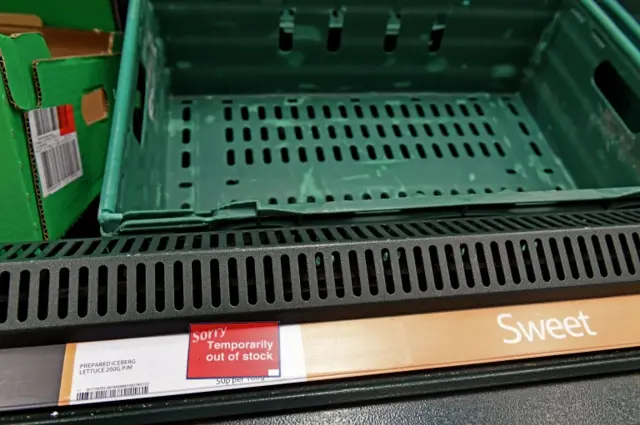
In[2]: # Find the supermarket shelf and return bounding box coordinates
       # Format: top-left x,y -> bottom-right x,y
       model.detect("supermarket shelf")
1,349 -> 640,425
2,208 -> 640,348
199,371 -> 640,425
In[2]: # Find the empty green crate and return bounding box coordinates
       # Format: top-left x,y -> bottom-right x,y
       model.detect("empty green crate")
99,0 -> 640,235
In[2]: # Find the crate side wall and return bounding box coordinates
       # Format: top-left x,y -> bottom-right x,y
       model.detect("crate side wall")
118,0 -> 172,214
521,1 -> 640,190
150,0 -> 559,96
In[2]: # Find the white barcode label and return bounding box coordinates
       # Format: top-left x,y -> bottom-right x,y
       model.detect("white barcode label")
27,106 -> 83,197
39,141 -> 82,193
76,383 -> 150,401
31,108 -> 59,136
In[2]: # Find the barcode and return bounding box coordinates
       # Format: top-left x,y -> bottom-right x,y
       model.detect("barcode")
39,141 -> 81,191
31,107 -> 59,136
76,383 -> 150,401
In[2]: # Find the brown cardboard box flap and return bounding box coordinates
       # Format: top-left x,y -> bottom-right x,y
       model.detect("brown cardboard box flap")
0,13 -> 43,28
0,24 -> 113,58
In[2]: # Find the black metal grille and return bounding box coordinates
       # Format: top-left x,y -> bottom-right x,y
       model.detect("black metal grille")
2,208 -> 640,348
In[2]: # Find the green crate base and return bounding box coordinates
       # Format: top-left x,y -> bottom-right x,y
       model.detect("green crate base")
168,92 -> 576,212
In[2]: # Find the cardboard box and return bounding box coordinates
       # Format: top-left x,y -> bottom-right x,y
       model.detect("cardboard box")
1,0 -> 120,31
0,13 -> 120,242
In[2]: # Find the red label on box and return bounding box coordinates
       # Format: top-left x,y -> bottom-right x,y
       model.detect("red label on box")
56,105 -> 76,136
187,323 -> 280,379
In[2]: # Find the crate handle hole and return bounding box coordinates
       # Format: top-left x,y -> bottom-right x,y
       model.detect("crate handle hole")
327,10 -> 343,52
226,179 -> 239,186
279,28 -> 293,52
429,14 -> 447,53
279,9 -> 294,52
384,11 -> 401,53
327,28 -> 342,51
384,33 -> 398,53
594,60 -> 640,133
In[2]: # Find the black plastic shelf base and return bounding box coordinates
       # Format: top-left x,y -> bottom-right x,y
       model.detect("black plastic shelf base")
2,208 -> 640,348
2,349 -> 640,425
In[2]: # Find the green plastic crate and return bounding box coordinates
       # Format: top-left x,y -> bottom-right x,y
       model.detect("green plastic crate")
99,0 -> 640,235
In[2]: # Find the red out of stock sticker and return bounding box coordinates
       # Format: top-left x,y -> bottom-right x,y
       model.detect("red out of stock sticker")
187,323 -> 281,379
